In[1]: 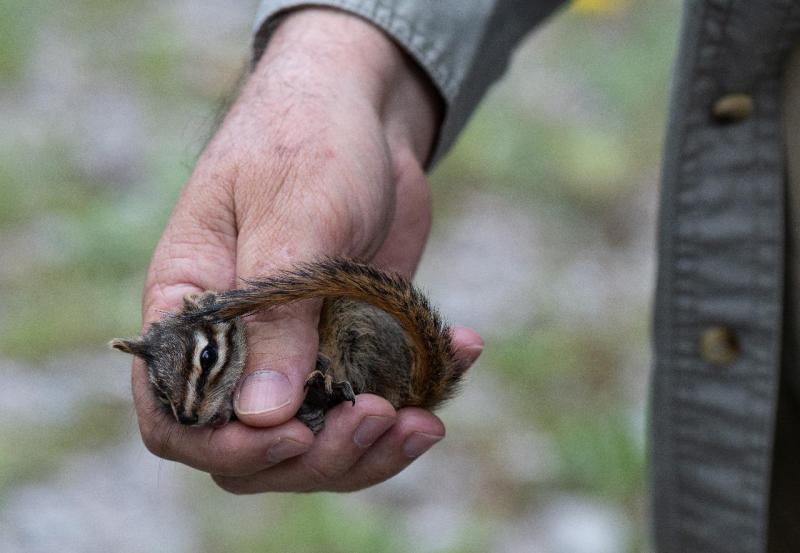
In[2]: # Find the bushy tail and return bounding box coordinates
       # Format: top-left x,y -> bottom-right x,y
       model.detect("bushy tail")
191,258 -> 467,408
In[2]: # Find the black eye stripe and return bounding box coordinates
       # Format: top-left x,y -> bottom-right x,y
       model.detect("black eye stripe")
195,357 -> 215,396
200,328 -> 219,372
182,334 -> 199,377
180,330 -> 215,407
206,323 -> 236,390
185,331 -> 218,371
193,327 -> 224,402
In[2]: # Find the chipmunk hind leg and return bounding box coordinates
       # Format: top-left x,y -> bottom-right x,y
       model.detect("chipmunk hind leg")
320,299 -> 414,407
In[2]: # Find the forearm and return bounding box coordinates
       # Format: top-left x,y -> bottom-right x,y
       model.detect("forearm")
229,9 -> 441,167
191,9 -> 441,270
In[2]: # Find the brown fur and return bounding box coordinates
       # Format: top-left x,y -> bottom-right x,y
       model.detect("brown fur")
203,258 -> 466,409
113,258 -> 467,429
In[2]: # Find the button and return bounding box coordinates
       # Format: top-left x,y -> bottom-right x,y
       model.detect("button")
712,93 -> 754,123
700,326 -> 739,365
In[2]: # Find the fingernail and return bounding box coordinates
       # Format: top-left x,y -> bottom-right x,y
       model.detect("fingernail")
267,438 -> 309,465
235,370 -> 293,415
403,432 -> 443,458
353,415 -> 394,448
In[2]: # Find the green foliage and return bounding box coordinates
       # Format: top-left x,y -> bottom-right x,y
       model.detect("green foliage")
487,329 -> 623,422
0,1 -> 38,79
0,181 -> 178,358
0,133 -> 187,359
204,495 -> 399,553
201,492 -> 489,553
552,409 -> 644,502
487,327 -> 646,540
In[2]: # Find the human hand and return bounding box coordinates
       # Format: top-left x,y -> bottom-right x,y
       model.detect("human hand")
131,8 -> 483,493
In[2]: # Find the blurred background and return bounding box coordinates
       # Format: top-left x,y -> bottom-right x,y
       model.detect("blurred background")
0,1 -> 680,551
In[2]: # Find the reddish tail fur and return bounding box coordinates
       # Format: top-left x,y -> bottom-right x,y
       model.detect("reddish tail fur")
189,258 -> 467,408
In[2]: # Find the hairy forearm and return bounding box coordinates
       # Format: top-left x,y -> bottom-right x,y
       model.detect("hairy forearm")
245,8 -> 441,165
188,7 -> 442,271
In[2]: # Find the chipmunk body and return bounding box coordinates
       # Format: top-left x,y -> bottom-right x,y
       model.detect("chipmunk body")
112,258 -> 466,432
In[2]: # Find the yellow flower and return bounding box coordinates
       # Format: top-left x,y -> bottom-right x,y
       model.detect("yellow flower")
570,0 -> 629,14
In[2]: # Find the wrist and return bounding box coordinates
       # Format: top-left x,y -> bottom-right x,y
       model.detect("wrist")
253,8 -> 442,165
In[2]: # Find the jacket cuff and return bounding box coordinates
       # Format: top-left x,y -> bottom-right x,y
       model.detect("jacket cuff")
252,0 -> 563,167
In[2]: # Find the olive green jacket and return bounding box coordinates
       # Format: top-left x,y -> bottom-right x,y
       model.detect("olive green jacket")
254,1 -> 800,551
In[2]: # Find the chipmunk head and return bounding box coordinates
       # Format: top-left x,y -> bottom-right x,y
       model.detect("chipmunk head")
110,292 -> 247,427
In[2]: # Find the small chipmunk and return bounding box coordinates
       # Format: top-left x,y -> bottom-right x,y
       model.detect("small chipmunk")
111,258 -> 467,433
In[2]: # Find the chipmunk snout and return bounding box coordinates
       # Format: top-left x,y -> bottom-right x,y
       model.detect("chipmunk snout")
177,411 -> 199,425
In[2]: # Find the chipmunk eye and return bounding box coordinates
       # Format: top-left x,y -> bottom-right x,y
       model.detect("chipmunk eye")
200,345 -> 218,372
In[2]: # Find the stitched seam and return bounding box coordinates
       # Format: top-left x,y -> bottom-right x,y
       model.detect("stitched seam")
670,1 -> 734,551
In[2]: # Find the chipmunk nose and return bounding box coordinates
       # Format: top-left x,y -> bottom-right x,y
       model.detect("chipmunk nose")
177,412 -> 198,425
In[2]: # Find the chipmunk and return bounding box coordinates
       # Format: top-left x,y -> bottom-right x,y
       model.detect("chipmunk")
110,258 -> 467,433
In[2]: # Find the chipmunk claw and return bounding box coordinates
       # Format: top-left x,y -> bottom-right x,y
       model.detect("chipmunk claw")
297,355 -> 357,433
338,380 -> 356,405
303,361 -> 357,406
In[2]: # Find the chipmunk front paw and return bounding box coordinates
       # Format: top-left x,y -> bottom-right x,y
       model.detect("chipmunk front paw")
296,354 -> 356,433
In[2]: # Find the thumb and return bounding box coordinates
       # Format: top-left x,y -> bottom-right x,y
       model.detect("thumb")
232,293 -> 322,427
231,215 -> 329,426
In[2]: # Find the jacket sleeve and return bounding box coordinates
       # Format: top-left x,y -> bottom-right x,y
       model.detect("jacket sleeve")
252,0 -> 565,166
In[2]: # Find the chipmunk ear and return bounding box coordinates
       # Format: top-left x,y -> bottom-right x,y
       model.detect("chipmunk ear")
183,293 -> 201,310
109,338 -> 149,358
183,291 -> 217,310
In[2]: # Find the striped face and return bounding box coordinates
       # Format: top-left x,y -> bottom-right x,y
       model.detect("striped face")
112,296 -> 247,427
147,317 -> 247,426
172,320 -> 244,425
